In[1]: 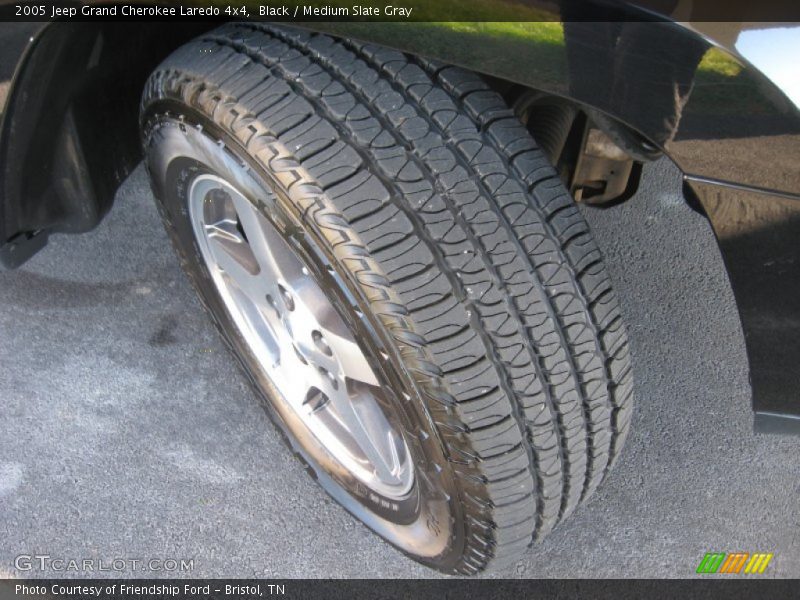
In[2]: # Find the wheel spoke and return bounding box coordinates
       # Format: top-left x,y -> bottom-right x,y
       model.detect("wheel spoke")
225,282 -> 280,367
323,329 -> 380,387
228,192 -> 303,285
325,386 -> 400,485
207,235 -> 267,303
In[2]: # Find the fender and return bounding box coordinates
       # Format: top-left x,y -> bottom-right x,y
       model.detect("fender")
0,5 -> 798,429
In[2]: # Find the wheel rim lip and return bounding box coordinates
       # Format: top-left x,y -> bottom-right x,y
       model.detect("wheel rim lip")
187,173 -> 415,499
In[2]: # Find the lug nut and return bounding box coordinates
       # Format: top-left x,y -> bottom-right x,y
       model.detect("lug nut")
278,284 -> 294,311
266,294 -> 281,319
312,330 -> 333,356
319,367 -> 338,390
303,387 -> 329,413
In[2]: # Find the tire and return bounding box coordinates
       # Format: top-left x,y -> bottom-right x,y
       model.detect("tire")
140,23 -> 633,575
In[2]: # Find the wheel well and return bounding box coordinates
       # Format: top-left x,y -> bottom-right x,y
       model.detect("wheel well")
483,75 -> 658,206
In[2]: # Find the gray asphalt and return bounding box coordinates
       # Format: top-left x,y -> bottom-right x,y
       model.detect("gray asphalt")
1,158 -> 798,579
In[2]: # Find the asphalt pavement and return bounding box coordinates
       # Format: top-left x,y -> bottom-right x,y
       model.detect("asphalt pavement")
1,158 -> 798,578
